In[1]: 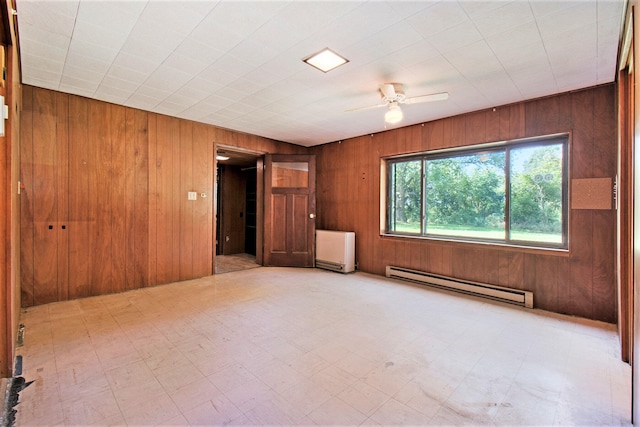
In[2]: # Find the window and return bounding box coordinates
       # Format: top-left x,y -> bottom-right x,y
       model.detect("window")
386,135 -> 568,249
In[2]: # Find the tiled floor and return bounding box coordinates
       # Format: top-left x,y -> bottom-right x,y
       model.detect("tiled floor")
215,254 -> 260,274
15,267 -> 631,426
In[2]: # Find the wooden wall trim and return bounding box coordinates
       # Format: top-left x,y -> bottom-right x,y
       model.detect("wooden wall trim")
2,0 -> 19,377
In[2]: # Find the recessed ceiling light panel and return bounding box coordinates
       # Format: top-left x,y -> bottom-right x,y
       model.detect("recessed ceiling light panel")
303,48 -> 349,73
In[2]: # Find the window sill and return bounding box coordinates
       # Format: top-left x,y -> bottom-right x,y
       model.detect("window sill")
380,233 -> 570,257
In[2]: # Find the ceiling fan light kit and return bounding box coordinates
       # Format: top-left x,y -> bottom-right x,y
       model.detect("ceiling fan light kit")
385,102 -> 403,124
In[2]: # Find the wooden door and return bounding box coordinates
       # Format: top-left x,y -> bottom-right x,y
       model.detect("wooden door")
264,154 -> 316,267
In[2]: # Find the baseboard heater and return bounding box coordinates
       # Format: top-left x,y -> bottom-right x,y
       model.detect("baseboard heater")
386,266 -> 533,308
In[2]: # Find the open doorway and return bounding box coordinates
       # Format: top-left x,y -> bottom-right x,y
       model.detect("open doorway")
215,146 -> 263,274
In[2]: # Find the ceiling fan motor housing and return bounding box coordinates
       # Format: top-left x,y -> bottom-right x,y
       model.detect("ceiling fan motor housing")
380,83 -> 406,103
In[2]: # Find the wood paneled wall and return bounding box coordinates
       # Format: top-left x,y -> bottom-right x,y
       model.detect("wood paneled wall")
20,85 -> 303,306
312,85 -> 617,323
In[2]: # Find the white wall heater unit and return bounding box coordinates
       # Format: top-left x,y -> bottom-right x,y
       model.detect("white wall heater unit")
386,266 -> 533,308
316,230 -> 355,273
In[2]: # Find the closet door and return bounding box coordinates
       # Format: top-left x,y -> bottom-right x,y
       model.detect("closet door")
22,89 -> 69,305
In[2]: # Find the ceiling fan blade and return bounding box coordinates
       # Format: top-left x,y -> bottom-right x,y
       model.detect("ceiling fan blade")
404,92 -> 449,104
345,103 -> 387,113
379,83 -> 397,100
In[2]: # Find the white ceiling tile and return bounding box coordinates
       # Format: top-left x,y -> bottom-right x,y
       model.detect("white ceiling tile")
93,91 -> 129,106
472,71 -> 521,102
22,53 -> 64,75
227,40 -> 280,68
458,0 -> 507,17
60,74 -> 98,93
95,83 -> 134,100
472,1 -> 535,39
58,84 -> 94,98
17,0 -> 77,38
138,1 -> 208,36
214,85 -> 254,103
225,78 -> 264,97
134,84 -> 173,102
485,21 -> 543,59
381,39 -> 440,69
125,92 -> 163,111
201,94 -> 235,109
189,18 -> 245,51
240,106 -> 278,122
204,55 -> 255,80
173,37 -> 226,65
19,37 -> 68,64
23,75 -> 60,91
162,92 -> 201,109
180,77 -> 224,98
224,102 -> 256,116
387,1 -> 437,19
205,1 -> 287,38
509,63 -> 557,94
120,20 -> 183,62
62,64 -> 105,85
106,64 -> 150,86
319,2 -> 404,48
67,38 -> 119,64
429,21 -> 484,54
22,65 -> 62,84
597,54 -> 618,83
529,1 -> 573,19
556,68 -> 597,92
19,23 -> 71,51
544,24 -> 597,65
407,2 -> 470,37
144,66 -> 194,93
71,19 -> 130,50
180,103 -> 217,120
65,53 -> 111,75
196,65 -> 237,87
111,52 -> 160,76
100,75 -> 140,93
500,42 -> 549,73
598,0 -> 625,21
242,68 -> 284,88
267,1 -> 351,38
21,0 -> 79,18
536,3 -> 597,38
180,0 -> 220,16
352,21 -> 425,63
153,101 -> 188,116
75,0 -> 145,31
162,52 -> 209,77
407,55 -> 462,86
444,40 -> 503,77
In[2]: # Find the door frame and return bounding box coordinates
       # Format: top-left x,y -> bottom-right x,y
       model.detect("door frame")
213,144 -> 265,270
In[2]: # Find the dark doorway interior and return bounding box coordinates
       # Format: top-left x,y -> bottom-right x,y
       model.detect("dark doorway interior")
216,164 -> 257,256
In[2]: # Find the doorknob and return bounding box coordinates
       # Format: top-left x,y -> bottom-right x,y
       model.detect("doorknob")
309,213 -> 316,219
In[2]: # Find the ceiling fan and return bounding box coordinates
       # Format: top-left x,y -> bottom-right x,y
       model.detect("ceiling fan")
347,83 -> 449,124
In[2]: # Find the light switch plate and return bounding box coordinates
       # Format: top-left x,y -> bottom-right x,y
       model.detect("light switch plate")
187,191 -> 197,201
